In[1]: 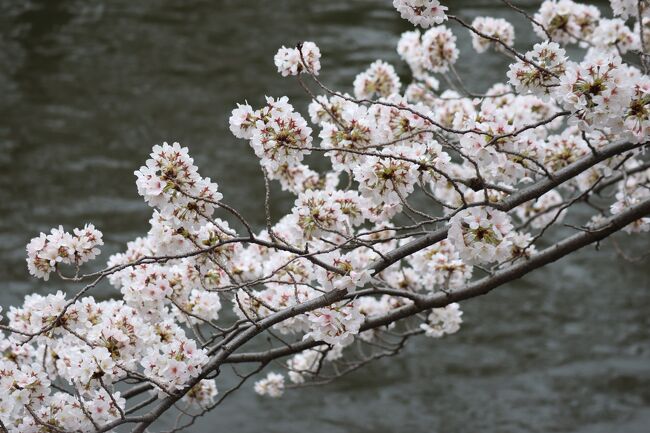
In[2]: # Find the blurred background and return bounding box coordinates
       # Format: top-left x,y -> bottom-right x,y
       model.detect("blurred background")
1,1 -> 649,432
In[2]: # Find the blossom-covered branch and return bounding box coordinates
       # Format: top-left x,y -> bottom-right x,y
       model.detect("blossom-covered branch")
2,1 -> 649,432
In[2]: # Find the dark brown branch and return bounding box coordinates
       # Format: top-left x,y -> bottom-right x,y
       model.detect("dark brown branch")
225,196 -> 650,365
370,140 -> 645,274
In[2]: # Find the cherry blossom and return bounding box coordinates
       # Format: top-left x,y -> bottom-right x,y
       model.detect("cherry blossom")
610,0 -> 648,19
507,42 -> 568,99
393,0 -> 448,28
470,17 -> 515,53
3,0 -> 649,424
26,224 -> 103,280
556,54 -> 631,129
254,372 -> 285,397
448,207 -> 514,265
420,303 -> 463,337
534,0 -> 601,45
274,41 -> 321,77
305,302 -> 364,346
420,26 -> 459,73
353,60 -> 401,99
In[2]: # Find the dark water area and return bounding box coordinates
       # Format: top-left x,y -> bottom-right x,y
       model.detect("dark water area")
1,1 -> 649,432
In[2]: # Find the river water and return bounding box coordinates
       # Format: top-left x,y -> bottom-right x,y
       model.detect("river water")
1,1 -> 649,432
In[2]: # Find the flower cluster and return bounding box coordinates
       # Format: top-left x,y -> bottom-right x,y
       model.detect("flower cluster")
135,142 -> 223,229
398,27 -> 460,76
420,303 -> 463,338
507,42 -> 568,98
274,41 -> 321,77
353,60 -> 401,99
141,338 -> 209,392
592,18 -> 638,54
183,379 -> 219,406
534,0 -> 601,45
557,54 -> 630,129
448,207 -> 514,265
407,240 -> 473,290
318,101 -> 376,171
393,0 -> 448,28
470,17 -> 515,53
353,146 -> 420,210
414,26 -> 460,75
610,0 -> 648,19
611,159 -> 650,233
515,190 -> 566,229
26,224 -> 103,280
286,348 -> 322,384
305,302 -> 365,346
542,127 -> 590,172
229,97 -> 315,191
2,291 -> 210,430
314,252 -> 371,292
292,189 -> 347,239
623,76 -> 650,142
251,104 -> 313,168
254,372 -> 285,398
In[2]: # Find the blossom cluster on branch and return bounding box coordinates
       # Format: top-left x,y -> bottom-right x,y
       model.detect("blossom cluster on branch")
1,1 -> 649,432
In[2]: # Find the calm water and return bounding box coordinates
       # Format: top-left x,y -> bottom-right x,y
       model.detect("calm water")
1,1 -> 649,432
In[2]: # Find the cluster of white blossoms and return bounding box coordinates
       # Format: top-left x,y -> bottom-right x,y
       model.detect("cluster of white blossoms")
542,127 -> 590,172
141,337 -> 209,392
305,302 -> 365,346
2,0 -> 649,426
611,160 -> 650,233
557,54 -> 631,129
507,42 -> 568,99
397,26 -> 459,74
285,348 -> 322,384
26,224 -> 103,280
2,291 -> 217,430
407,240 -> 473,290
420,303 -> 463,337
229,96 -> 317,192
184,379 -> 219,406
610,0 -> 648,19
392,0 -> 448,28
593,18 -> 638,53
534,0 -> 601,45
353,60 -> 401,99
448,208 -> 515,265
353,146 -> 420,208
507,36 -> 647,133
135,142 -> 223,230
624,76 -> 650,143
274,41 -> 321,77
254,372 -> 285,398
0,378 -> 126,433
292,189 -> 348,239
314,253 -> 371,292
470,17 -> 515,53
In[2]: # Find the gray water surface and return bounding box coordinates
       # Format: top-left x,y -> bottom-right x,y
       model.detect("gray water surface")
1,1 -> 649,432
